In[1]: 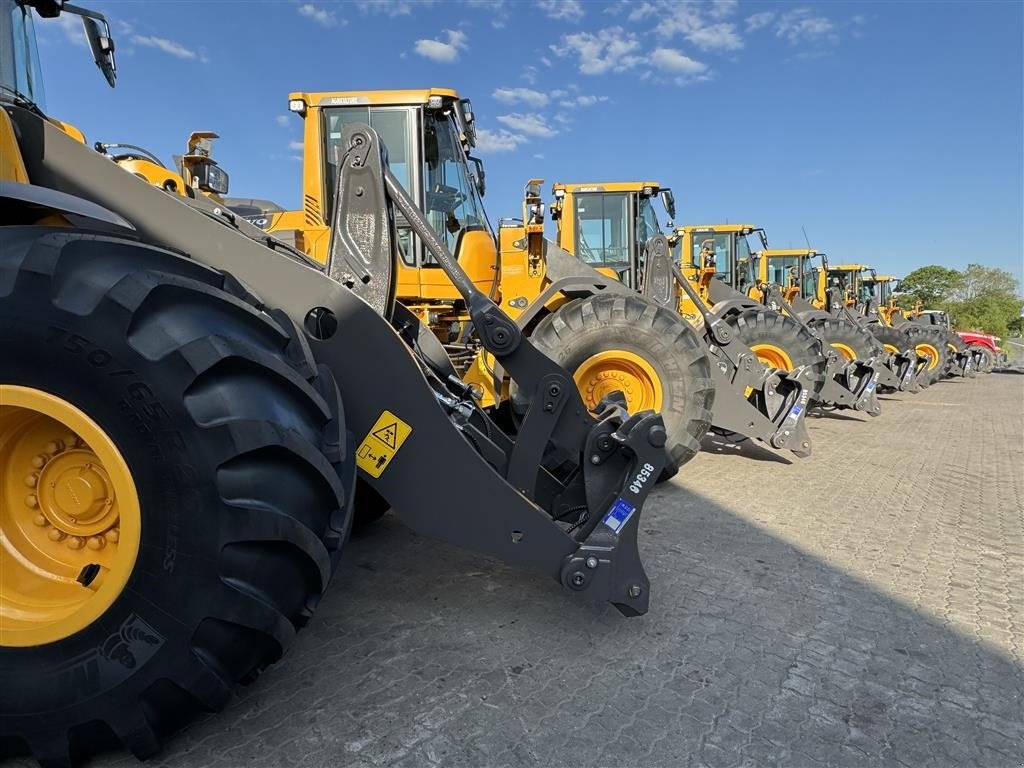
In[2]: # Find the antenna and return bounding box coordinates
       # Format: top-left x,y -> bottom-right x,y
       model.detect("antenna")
801,226 -> 811,249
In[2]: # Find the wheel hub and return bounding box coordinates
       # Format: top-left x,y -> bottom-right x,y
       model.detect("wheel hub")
1,385 -> 139,647
573,350 -> 663,413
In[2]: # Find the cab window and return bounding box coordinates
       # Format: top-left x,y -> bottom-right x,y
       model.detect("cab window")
691,232 -> 732,285
575,193 -> 631,270
321,106 -> 415,265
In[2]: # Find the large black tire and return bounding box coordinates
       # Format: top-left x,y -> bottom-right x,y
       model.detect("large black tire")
867,323 -> 927,386
807,317 -> 884,362
528,293 -> 714,480
725,309 -> 828,400
0,228 -> 352,765
901,323 -> 951,386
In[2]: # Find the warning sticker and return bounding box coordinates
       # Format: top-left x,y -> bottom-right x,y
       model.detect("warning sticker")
356,410 -> 412,478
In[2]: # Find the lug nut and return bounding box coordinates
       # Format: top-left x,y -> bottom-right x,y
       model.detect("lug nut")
66,537 -> 85,550
48,529 -> 67,542
87,536 -> 105,551
44,440 -> 64,455
24,473 -> 38,488
31,454 -> 48,469
25,494 -> 38,509
105,529 -> 119,543
33,514 -> 48,527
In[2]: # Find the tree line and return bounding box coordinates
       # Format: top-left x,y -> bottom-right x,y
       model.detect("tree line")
897,264 -> 1023,338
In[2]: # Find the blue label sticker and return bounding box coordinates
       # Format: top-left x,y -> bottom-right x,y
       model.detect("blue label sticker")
787,404 -> 803,420
866,380 -> 876,392
602,498 -> 636,534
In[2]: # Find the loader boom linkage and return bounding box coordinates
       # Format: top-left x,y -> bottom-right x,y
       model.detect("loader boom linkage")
8,107 -> 668,615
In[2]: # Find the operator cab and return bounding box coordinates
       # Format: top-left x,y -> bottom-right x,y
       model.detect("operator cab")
551,183 -> 675,289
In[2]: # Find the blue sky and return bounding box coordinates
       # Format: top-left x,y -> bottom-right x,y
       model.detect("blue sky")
35,0 -> 1023,286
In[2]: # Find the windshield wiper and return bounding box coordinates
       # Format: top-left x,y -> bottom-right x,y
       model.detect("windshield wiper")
0,84 -> 45,117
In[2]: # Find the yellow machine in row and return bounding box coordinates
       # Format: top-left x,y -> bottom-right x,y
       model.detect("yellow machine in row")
548,185 -> 886,417
225,90 -> 715,476
1,7 -> 679,764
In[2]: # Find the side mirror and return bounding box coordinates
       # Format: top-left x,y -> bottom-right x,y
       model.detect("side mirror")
61,3 -> 117,86
468,156 -> 486,197
661,189 -> 676,220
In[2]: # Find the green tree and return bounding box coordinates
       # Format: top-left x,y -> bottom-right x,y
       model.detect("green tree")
944,294 -> 1024,338
952,263 -> 1020,301
899,265 -> 963,306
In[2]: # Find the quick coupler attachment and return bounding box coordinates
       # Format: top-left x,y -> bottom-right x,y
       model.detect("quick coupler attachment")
952,351 -> 975,378
882,349 -> 920,393
816,352 -> 880,415
561,399 -> 668,617
766,365 -> 813,457
832,358 -> 881,415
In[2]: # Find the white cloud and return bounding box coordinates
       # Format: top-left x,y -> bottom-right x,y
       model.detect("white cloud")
686,22 -> 742,51
536,0 -> 584,22
357,0 -> 415,16
496,113 -> 558,138
708,0 -> 738,20
551,27 -> 641,75
44,13 -> 87,47
650,47 -> 707,75
276,115 -> 291,128
288,140 -> 305,151
467,0 -> 509,27
298,3 -> 344,27
413,29 -> 467,62
559,93 -> 609,108
493,87 -> 550,108
775,7 -> 837,45
745,11 -> 775,31
474,128 -> 527,154
132,35 -> 206,62
533,153 -> 545,159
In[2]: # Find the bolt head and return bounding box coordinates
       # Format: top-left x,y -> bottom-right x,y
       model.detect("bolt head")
590,454 -> 601,465
571,572 -> 586,587
628,585 -> 643,599
586,556 -> 599,569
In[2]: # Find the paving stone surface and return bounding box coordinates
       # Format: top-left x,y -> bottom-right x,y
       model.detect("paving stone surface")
29,372 -> 1024,767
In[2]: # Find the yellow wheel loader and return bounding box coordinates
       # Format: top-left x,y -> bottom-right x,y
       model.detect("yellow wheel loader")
753,249 -> 924,394
544,183 -> 842,453
829,266 -> 969,384
217,90 -> 715,481
857,271 -> 978,380
1,5 -> 673,764
663,222 -> 882,417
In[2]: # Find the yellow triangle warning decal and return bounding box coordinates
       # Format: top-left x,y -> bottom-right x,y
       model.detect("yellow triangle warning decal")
372,421 -> 399,449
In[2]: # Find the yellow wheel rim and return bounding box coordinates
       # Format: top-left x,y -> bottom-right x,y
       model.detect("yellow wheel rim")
0,386 -> 140,647
915,342 -> 940,370
830,342 -> 858,362
573,350 -> 663,413
883,343 -> 900,355
750,344 -> 794,372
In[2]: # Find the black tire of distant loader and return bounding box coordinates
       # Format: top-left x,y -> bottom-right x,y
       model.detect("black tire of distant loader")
806,317 -> 884,363
527,293 -> 714,481
725,308 -> 828,401
0,228 -> 352,766
867,324 -> 927,388
902,324 -> 951,386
